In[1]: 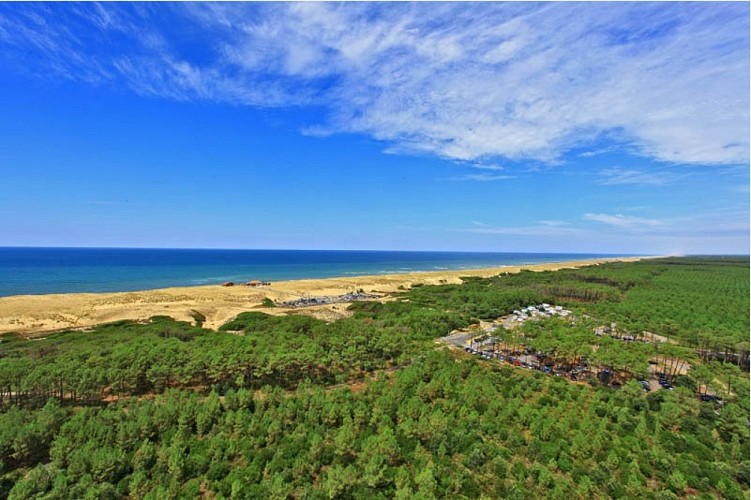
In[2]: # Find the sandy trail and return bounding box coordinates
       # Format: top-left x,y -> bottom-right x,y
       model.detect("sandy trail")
0,257 -> 647,336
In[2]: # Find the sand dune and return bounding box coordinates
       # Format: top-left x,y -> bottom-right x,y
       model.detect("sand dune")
0,257 -> 647,337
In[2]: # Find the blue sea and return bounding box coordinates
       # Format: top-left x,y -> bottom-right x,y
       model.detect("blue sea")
0,248 -> 629,297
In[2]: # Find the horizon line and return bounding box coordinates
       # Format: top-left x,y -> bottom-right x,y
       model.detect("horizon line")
0,246 -> 651,256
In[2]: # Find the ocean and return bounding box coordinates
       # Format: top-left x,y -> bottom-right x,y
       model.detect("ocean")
0,248 -> 628,297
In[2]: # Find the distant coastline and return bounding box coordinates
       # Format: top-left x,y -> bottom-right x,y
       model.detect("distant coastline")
0,255 -> 653,336
0,248 -> 637,297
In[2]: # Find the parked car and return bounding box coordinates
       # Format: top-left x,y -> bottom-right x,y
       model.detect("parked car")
700,394 -> 719,402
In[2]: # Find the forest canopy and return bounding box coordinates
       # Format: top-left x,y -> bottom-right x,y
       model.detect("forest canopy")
0,256 -> 748,498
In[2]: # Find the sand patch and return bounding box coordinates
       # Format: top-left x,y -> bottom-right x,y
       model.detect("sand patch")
0,257 -> 649,337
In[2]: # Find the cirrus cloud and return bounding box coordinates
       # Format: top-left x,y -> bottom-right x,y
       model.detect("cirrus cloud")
583,213 -> 663,229
0,2 -> 748,166
597,168 -> 679,186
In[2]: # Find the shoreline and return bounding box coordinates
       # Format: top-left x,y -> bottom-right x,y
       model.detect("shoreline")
0,250 -> 639,298
0,256 -> 654,336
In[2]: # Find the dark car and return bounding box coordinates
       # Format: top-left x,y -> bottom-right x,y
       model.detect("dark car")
700,394 -> 721,403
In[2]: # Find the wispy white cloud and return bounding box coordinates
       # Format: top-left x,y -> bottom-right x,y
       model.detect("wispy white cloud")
0,3 -> 748,165
537,220 -> 570,227
583,213 -> 663,229
465,222 -> 583,237
440,173 -> 516,182
656,209 -> 750,238
457,161 -> 506,172
597,167 -> 680,186
578,145 -> 621,158
460,208 -> 748,254
584,209 -> 748,237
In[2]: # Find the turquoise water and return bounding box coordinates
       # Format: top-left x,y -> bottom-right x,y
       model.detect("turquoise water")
0,248 -> 629,297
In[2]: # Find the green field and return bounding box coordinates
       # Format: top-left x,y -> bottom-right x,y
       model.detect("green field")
1,257 -> 748,498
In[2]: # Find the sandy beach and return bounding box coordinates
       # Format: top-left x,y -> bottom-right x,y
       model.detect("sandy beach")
0,257 -> 647,337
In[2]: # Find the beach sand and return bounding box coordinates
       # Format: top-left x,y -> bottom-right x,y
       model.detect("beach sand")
0,257 -> 647,337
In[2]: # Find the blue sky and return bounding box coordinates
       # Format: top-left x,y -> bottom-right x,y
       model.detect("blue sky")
0,2 -> 748,254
